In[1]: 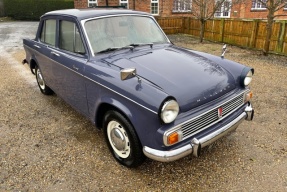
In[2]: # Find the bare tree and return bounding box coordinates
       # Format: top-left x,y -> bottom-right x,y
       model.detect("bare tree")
191,0 -> 243,42
257,0 -> 287,55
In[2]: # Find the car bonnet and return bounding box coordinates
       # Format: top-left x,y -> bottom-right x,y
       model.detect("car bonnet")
102,45 -> 236,112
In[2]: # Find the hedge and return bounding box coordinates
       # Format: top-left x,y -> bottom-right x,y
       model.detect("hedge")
4,0 -> 74,20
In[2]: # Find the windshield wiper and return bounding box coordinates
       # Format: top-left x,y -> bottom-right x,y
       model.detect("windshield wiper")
96,43 -> 153,54
129,43 -> 153,48
97,45 -> 134,54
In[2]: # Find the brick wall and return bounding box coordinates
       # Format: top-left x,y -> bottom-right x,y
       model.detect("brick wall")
233,2 -> 287,19
74,0 -> 287,19
134,0 -> 149,13
74,0 -> 87,8
75,0 -> 121,8
74,0 -> 187,16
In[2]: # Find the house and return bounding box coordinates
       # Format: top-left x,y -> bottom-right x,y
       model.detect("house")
74,0 -> 193,17
230,0 -> 287,19
74,0 -> 287,19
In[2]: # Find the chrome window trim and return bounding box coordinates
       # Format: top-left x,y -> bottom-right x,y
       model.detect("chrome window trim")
163,90 -> 249,146
80,14 -> 171,57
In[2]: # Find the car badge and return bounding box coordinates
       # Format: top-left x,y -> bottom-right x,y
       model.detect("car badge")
218,107 -> 223,119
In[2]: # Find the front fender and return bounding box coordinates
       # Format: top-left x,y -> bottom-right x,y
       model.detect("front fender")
92,93 -> 163,149
189,50 -> 253,86
96,96 -> 133,122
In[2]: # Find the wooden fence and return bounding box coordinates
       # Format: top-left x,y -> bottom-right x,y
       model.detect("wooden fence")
155,17 -> 287,55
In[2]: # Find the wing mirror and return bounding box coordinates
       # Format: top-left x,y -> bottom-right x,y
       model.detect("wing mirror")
120,68 -> 136,80
120,68 -> 141,83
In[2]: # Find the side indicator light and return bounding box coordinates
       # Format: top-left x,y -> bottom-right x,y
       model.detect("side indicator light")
167,131 -> 182,145
168,132 -> 179,145
244,91 -> 253,103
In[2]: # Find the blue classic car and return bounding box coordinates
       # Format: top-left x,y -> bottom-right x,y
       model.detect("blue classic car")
23,9 -> 254,168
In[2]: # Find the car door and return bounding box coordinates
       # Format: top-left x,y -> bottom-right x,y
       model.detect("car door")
34,19 -> 57,88
48,19 -> 89,116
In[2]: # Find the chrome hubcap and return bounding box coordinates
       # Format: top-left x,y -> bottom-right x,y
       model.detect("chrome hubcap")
107,120 -> 130,158
36,69 -> 45,90
111,128 -> 126,151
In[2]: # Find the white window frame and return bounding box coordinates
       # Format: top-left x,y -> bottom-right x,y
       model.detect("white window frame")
173,0 -> 192,13
251,0 -> 267,10
88,0 -> 97,7
151,0 -> 159,15
214,0 -> 231,18
119,0 -> 129,9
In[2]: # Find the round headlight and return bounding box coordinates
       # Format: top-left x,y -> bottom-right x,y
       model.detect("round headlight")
244,70 -> 253,86
161,100 -> 179,124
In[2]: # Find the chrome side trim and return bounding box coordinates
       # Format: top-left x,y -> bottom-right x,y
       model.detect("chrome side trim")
24,45 -> 85,78
24,44 -> 86,63
143,104 -> 253,162
84,76 -> 157,114
24,45 -> 157,114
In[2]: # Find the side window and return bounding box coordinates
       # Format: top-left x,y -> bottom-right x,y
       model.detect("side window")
59,20 -> 85,54
40,19 -> 56,46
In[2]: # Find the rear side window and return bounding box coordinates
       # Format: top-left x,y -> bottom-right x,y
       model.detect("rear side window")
40,19 -> 56,46
59,20 -> 85,54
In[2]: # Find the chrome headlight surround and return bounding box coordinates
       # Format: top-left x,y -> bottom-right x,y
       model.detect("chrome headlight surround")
160,100 -> 179,124
240,68 -> 254,87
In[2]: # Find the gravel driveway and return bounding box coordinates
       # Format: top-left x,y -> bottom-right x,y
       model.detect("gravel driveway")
0,22 -> 286,191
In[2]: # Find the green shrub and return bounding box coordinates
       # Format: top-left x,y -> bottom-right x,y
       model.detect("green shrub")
4,0 -> 74,20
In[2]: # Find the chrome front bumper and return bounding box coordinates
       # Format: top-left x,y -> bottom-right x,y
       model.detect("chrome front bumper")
143,104 -> 254,162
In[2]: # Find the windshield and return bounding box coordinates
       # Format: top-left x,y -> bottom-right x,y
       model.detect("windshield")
84,15 -> 169,54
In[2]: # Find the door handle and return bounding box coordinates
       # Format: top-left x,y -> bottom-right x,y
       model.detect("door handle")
34,45 -> 40,49
51,51 -> 60,57
72,65 -> 79,71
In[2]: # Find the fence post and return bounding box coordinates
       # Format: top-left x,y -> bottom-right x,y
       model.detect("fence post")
250,20 -> 259,48
220,18 -> 225,42
276,20 -> 286,54
184,17 -> 191,34
188,17 -> 191,33
183,17 -> 188,33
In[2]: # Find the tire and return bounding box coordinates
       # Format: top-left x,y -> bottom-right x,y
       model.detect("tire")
35,65 -> 53,95
103,110 -> 145,168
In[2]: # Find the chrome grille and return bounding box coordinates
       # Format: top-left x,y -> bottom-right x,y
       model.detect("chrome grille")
181,92 -> 245,139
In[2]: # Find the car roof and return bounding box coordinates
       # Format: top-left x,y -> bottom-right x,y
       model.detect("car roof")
43,9 -> 151,20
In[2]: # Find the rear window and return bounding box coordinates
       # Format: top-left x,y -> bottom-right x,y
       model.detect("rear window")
40,19 -> 56,46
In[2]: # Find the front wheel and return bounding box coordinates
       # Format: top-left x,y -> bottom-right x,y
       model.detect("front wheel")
103,110 -> 145,168
35,65 -> 53,95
